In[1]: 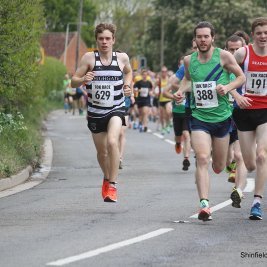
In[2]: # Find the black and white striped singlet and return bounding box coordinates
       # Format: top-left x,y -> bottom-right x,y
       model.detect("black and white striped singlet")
85,51 -> 125,118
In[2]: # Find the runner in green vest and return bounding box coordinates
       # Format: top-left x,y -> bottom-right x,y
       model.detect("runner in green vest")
164,75 -> 191,171
174,21 -> 245,221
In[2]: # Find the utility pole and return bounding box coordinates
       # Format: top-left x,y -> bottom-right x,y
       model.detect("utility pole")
160,14 -> 164,67
64,23 -> 70,66
75,0 -> 83,70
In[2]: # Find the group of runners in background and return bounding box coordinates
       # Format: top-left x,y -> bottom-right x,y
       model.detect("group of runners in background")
69,17 -> 267,222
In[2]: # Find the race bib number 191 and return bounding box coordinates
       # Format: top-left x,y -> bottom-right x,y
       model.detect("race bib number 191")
246,71 -> 267,96
92,83 -> 114,107
193,81 -> 218,108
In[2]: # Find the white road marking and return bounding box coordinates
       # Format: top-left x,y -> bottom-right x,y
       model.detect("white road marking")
243,178 -> 255,192
153,133 -> 164,139
46,228 -> 174,266
190,200 -> 232,219
165,139 -> 175,145
190,178 -> 255,219
150,129 -> 175,144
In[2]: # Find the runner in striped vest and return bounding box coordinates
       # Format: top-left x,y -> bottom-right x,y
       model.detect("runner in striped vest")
86,51 -> 126,118
71,23 -> 132,203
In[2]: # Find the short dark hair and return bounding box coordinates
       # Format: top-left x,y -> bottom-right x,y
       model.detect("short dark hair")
233,30 -> 250,45
194,21 -> 215,37
94,23 -> 117,40
141,68 -> 147,74
225,35 -> 245,49
251,17 -> 267,33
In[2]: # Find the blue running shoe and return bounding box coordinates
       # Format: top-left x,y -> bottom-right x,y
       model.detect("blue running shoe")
133,122 -> 137,129
249,202 -> 262,220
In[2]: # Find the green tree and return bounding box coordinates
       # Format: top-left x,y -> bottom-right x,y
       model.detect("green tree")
43,0 -> 97,47
145,0 -> 266,71
93,0 -> 154,58
0,0 -> 45,113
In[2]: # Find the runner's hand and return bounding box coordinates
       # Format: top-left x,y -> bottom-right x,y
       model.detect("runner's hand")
123,84 -> 131,97
173,91 -> 184,104
235,95 -> 253,109
216,84 -> 228,96
83,71 -> 95,83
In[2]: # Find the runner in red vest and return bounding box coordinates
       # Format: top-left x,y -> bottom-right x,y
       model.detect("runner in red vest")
233,17 -> 267,220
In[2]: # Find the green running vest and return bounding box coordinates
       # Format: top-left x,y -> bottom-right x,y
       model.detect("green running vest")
172,88 -> 186,113
189,48 -> 231,123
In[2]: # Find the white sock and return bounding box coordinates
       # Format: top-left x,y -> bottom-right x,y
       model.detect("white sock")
252,197 -> 261,206
236,187 -> 243,196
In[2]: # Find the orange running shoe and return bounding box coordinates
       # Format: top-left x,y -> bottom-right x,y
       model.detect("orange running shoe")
102,179 -> 109,199
175,143 -> 182,154
104,185 -> 117,202
198,207 -> 212,221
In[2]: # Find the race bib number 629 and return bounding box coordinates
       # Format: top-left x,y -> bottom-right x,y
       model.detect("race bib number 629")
92,83 -> 114,107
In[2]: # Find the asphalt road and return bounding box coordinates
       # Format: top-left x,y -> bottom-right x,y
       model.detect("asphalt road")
0,110 -> 267,267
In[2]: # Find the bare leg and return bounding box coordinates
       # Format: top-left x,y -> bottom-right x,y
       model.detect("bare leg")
255,123 -> 267,196
92,132 -> 109,179
233,140 -> 247,190
106,116 -> 123,183
211,134 -> 230,174
191,131 -> 212,200
182,130 -> 191,158
237,130 -> 256,172
119,116 -> 128,161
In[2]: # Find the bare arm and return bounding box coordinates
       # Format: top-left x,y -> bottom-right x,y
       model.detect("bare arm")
216,50 -> 246,95
234,46 -> 246,65
163,74 -> 179,99
71,52 -> 95,88
176,56 -> 192,93
173,56 -> 192,103
118,53 -> 133,96
229,89 -> 252,108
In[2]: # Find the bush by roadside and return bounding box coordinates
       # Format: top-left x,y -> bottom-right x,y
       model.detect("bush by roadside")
0,112 -> 41,177
0,57 -> 66,178
0,1 -> 67,179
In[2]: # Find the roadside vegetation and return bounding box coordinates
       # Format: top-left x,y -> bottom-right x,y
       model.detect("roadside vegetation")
0,1 -> 66,178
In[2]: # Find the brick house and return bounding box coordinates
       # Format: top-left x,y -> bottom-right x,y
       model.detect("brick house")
41,32 -> 88,75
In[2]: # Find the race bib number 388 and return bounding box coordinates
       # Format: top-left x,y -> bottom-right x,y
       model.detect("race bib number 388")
246,71 -> 267,96
92,83 -> 114,107
193,81 -> 218,108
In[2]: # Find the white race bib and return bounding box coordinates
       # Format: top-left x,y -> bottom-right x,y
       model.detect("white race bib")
193,81 -> 218,108
229,93 -> 234,105
140,87 -> 149,97
92,83 -> 114,107
245,71 -> 267,96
